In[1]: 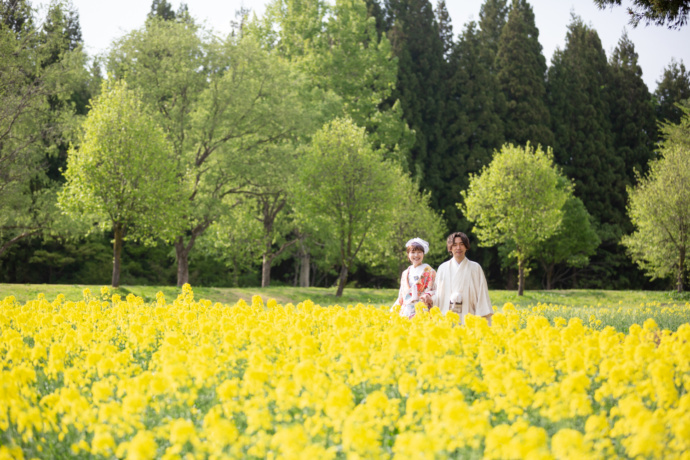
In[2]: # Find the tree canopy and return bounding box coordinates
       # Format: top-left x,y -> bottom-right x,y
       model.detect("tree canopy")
462,143 -> 570,295
58,80 -> 184,287
622,106 -> 690,291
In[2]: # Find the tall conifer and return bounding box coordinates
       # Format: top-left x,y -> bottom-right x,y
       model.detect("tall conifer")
444,21 -> 504,230
478,0 -> 508,69
495,0 -> 552,148
655,59 -> 690,124
609,31 -> 657,181
384,0 -> 446,202
547,16 -> 631,287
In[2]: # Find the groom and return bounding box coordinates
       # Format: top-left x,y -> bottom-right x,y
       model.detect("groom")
422,232 -> 493,325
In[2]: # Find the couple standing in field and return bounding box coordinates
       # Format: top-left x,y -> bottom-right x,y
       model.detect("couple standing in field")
392,232 -> 493,325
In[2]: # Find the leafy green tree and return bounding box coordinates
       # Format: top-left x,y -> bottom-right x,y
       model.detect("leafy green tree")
294,118 -> 400,296
534,193 -> 600,289
495,0 -> 553,148
655,59 -> 690,124
58,81 -> 184,287
593,0 -> 690,28
254,0 -> 412,163
461,143 -> 570,295
622,106 -> 690,292
0,0 -> 89,259
361,172 -> 446,278
199,200 -> 264,287
109,20 -> 318,286
609,30 -> 657,181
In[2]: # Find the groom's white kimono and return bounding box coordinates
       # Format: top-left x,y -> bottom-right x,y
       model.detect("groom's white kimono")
432,257 -> 493,323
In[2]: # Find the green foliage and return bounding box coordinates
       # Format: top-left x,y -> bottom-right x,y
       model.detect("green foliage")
0,1 -> 91,258
622,106 -> 690,292
461,143 -> 570,295
593,0 -> 690,29
608,31 -> 657,182
547,16 -> 634,288
109,19 -> 320,285
59,80 -> 183,237
58,80 -> 185,284
361,174 -> 447,279
253,0 -> 413,163
533,193 -> 601,289
443,20 -> 505,230
654,59 -> 690,124
478,0 -> 508,66
385,0 -> 445,182
495,0 -> 552,148
294,118 -> 401,296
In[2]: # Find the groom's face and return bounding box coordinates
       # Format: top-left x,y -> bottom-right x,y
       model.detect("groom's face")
451,237 -> 466,261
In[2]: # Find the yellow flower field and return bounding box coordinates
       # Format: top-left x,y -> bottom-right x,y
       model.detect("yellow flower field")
1,285 -> 689,459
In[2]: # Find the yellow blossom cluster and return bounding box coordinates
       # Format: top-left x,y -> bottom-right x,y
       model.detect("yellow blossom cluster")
1,286 -> 689,459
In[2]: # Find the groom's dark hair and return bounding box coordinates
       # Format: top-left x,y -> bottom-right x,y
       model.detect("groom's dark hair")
446,232 -> 470,253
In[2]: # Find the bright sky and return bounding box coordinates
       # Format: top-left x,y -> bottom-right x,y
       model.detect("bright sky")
34,0 -> 690,91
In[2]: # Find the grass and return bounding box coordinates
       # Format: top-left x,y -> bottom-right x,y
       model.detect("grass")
2,283 -> 689,332
2,283 -> 689,308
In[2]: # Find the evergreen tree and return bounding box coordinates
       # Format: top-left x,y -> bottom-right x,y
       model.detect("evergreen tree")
495,0 -> 552,148
384,0 -> 446,199
609,30 -> 657,182
443,21 -> 504,231
478,0 -> 508,68
435,0 -> 453,58
655,59 -> 690,124
547,16 -> 631,287
1,0 -> 33,34
148,0 -> 176,21
364,0 -> 386,38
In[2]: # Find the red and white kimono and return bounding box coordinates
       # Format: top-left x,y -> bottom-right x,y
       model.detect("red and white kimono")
392,263 -> 436,318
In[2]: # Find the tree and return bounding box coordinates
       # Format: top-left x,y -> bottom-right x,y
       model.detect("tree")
533,193 -> 600,289
622,106 -> 690,292
443,21 -> 505,231
593,0 -> 690,29
58,81 -> 184,287
547,15 -> 631,287
109,20 -> 318,286
294,118 -> 400,297
0,0 -> 89,259
253,0 -> 413,163
384,0 -> 446,185
609,30 -> 657,182
148,0 -> 176,21
461,143 -> 570,295
435,0 -> 453,58
655,59 -> 690,124
360,172 -> 446,279
495,0 -> 553,148
478,0 -> 508,68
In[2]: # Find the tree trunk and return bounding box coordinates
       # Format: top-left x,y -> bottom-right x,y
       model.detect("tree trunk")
336,264 -> 348,297
545,263 -> 554,290
517,258 -> 525,296
678,247 -> 685,293
262,254 -> 272,288
299,245 -> 310,288
112,223 -> 124,288
175,239 -> 189,287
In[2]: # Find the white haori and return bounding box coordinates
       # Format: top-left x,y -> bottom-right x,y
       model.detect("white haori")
432,257 -> 493,324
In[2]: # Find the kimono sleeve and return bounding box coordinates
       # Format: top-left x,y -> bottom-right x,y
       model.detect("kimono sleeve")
471,264 -> 493,317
